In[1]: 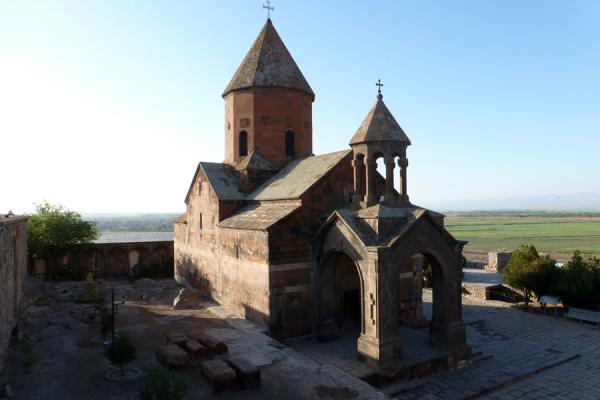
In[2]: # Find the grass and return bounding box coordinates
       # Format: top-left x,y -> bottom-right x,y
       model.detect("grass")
445,215 -> 600,255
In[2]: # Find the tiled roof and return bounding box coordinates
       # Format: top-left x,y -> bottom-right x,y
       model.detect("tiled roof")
223,19 -> 314,98
94,231 -> 174,244
349,95 -> 411,146
235,151 -> 273,171
185,162 -> 245,203
218,203 -> 300,231
247,150 -> 351,201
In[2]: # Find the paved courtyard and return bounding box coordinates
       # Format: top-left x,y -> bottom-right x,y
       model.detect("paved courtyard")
386,291 -> 600,399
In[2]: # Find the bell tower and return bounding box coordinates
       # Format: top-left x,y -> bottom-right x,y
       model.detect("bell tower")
349,82 -> 411,207
222,19 -> 314,170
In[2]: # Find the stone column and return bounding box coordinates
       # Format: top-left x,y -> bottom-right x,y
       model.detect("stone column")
357,249 -> 403,375
384,157 -> 395,203
364,157 -> 377,206
397,158 -> 409,200
352,157 -> 365,202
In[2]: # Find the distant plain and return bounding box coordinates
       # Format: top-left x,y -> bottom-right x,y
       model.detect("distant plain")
445,214 -> 600,255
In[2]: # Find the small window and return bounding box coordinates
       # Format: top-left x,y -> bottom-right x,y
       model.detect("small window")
92,252 -> 103,271
285,129 -> 295,158
199,213 -> 203,230
198,180 -> 202,195
239,131 -> 248,157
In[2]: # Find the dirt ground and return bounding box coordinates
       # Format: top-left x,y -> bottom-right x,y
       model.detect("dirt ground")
1,278 -> 382,400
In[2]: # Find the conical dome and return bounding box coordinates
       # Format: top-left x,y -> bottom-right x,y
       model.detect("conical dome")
223,19 -> 314,98
349,95 -> 411,146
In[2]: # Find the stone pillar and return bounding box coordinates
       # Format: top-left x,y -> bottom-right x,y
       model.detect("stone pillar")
429,255 -> 466,354
352,157 -> 365,202
397,158 -> 409,200
364,157 -> 377,206
357,250 -> 403,375
384,157 -> 395,203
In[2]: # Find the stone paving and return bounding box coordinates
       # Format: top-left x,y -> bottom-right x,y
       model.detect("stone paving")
386,291 -> 600,400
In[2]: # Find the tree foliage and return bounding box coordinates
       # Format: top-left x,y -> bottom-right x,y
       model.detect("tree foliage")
106,335 -> 136,374
502,245 -> 559,304
27,201 -> 99,259
139,367 -> 187,400
556,251 -> 600,310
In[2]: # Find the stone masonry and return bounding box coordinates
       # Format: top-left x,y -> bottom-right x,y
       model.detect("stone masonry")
0,213 -> 28,371
485,250 -> 512,273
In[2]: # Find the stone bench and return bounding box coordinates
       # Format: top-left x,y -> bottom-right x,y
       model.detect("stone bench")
200,359 -> 236,394
185,339 -> 208,358
157,344 -> 190,368
166,331 -> 190,347
565,307 -> 600,326
227,356 -> 260,390
187,330 -> 228,354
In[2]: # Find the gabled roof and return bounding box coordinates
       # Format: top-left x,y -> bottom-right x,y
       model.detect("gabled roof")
235,151 -> 273,171
349,95 -> 411,146
222,19 -> 314,98
247,150 -> 351,201
185,162 -> 245,203
317,205 -> 449,248
218,202 -> 301,231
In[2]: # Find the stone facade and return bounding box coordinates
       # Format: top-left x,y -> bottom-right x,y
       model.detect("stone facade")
0,214 -> 28,371
32,232 -> 174,280
485,251 -> 512,273
175,17 -> 468,375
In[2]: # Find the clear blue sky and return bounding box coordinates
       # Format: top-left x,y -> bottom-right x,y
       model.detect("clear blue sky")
1,1 -> 599,213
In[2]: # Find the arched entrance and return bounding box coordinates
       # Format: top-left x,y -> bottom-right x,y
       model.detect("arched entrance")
318,251 -> 363,334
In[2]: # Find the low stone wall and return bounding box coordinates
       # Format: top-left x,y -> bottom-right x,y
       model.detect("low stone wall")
485,251 -> 512,273
0,215 -> 28,372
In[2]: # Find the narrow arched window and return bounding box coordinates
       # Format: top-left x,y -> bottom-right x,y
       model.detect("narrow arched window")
239,131 -> 248,157
285,129 -> 295,158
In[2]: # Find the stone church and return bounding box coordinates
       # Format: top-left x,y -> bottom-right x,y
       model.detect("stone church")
174,18 -> 468,374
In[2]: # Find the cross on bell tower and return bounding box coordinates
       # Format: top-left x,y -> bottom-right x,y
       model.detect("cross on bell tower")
263,0 -> 274,19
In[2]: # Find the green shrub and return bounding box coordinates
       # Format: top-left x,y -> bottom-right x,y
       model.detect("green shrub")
556,251 -> 600,310
139,367 -> 187,400
106,335 -> 136,375
503,245 -> 560,304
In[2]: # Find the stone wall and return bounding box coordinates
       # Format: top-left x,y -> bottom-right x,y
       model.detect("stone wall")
31,241 -> 174,280
486,251 -> 513,273
0,215 -> 28,371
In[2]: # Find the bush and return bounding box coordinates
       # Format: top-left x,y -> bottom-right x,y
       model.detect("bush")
106,335 -> 136,375
503,245 -> 559,304
139,367 -> 187,400
556,251 -> 600,310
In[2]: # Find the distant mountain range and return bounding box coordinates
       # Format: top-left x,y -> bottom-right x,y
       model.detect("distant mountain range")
423,193 -> 600,212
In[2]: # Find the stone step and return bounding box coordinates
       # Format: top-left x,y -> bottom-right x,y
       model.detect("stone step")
185,339 -> 208,358
187,330 -> 228,354
157,344 -> 190,368
227,356 -> 261,390
200,359 -> 237,394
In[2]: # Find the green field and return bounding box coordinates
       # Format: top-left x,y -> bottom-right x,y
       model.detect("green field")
444,215 -> 600,255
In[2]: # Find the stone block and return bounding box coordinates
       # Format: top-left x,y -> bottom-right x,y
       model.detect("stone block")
200,359 -> 236,394
187,330 -> 228,354
486,251 -> 512,273
185,339 -> 207,358
157,344 -> 189,368
166,331 -> 189,347
227,356 -> 261,390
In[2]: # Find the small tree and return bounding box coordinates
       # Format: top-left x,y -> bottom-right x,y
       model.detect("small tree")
106,335 -> 136,375
557,251 -> 600,310
139,367 -> 187,400
27,201 -> 99,278
503,245 -> 557,305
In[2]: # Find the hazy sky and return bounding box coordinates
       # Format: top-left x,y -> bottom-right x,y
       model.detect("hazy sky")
1,1 -> 599,213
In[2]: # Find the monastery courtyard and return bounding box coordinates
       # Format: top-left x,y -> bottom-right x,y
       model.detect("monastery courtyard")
3,278 -> 599,400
